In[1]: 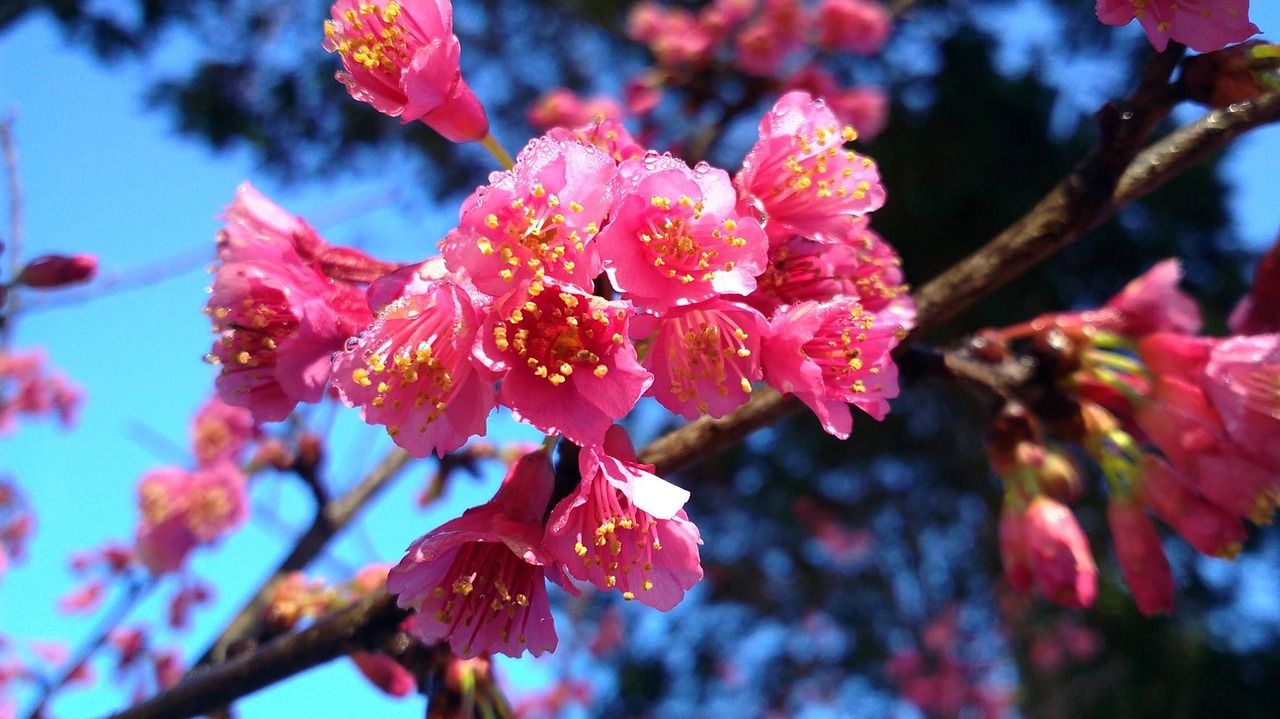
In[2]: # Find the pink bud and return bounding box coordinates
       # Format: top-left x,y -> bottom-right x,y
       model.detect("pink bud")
1230,230 -> 1280,334
351,652 -> 417,697
16,254 -> 98,289
1025,496 -> 1097,609
998,494 -> 1033,592
1107,498 -> 1175,616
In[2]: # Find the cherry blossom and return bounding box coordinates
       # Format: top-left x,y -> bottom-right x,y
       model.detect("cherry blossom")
388,451 -> 573,658
546,425 -> 703,610
324,0 -> 489,141
1096,0 -> 1258,53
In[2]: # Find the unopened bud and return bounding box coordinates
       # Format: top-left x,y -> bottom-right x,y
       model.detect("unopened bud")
1107,497 -> 1175,616
1033,327 -> 1080,378
1037,449 -> 1083,502
16,254 -> 98,289
249,438 -> 293,471
296,433 -> 324,472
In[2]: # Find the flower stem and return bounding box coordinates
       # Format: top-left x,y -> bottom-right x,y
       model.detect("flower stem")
480,134 -> 515,170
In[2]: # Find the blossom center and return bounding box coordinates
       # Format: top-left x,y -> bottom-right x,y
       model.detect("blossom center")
492,282 -> 621,385
479,185 -> 589,283
572,478 -> 662,601
324,2 -> 411,74
427,543 -> 539,655
348,302 -> 462,433
640,194 -> 745,285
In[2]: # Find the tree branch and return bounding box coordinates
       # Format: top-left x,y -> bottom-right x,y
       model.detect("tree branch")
106,590 -> 406,719
194,447 -> 412,667
1108,88 -> 1280,217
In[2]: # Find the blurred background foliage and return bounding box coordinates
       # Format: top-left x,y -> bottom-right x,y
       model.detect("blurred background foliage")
2,0 -> 1276,716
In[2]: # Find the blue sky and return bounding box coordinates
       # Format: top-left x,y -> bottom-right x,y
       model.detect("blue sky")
2,4 -> 1279,717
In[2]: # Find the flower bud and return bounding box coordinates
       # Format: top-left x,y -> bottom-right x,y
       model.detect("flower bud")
351,652 -> 416,697
16,253 -> 98,289
1037,449 -> 1083,503
999,492 -> 1034,592
1107,497 -> 1175,616
1025,496 -> 1097,609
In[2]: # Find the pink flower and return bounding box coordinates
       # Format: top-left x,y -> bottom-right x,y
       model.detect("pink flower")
1024,496 -> 1097,609
1096,0 -> 1258,53
761,297 -> 903,439
1106,497 -> 1175,616
324,0 -> 489,142
546,425 -> 703,610
827,87 -> 889,141
208,187 -> 373,422
1136,456 -> 1247,558
546,117 -> 647,165
640,8 -> 717,68
1202,334 -> 1280,472
217,183 -> 396,283
1229,233 -> 1280,334
475,278 -> 652,447
734,20 -> 794,77
737,91 -> 886,244
999,493 -> 1034,592
0,349 -> 83,434
527,89 -> 624,131
813,0 -> 892,55
785,66 -> 891,140
633,299 -> 767,420
190,396 -> 255,467
135,463 -> 248,574
746,222 -> 910,317
623,73 -> 664,118
1099,259 -> 1201,336
58,580 -> 105,615
387,451 -> 572,658
1028,259 -> 1201,341
597,153 -> 768,310
1136,332 -> 1280,523
440,137 -> 616,296
332,263 -> 495,458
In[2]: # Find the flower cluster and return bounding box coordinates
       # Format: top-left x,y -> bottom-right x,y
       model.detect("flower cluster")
133,397 -> 257,575
985,259 -> 1280,616
0,349 -> 82,436
196,0 -> 913,660
210,81 -> 907,655
528,0 -> 894,141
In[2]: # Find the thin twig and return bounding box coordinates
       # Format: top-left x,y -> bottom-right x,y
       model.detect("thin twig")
1,114 -> 24,349
105,589 -> 406,719
23,574 -> 155,719
1108,88 -> 1280,218
193,447 -> 413,668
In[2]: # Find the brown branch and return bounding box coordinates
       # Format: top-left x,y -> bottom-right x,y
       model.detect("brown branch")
106,589 -> 406,719
1108,88 -> 1280,217
639,49 -> 1183,477
96,60 -> 1280,719
194,447 -> 413,668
